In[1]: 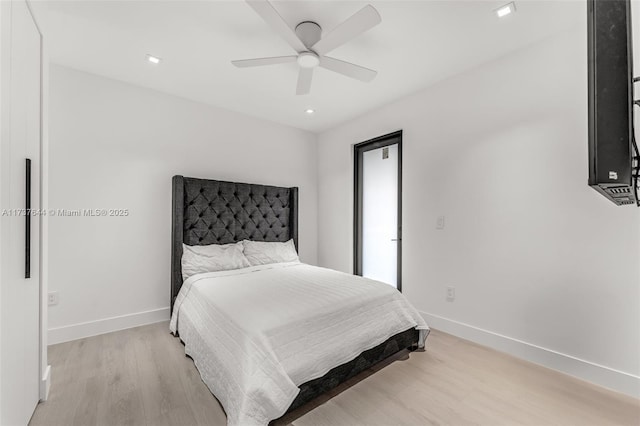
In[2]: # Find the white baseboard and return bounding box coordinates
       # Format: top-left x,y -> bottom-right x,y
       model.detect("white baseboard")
421,311 -> 640,399
48,307 -> 170,345
40,364 -> 51,401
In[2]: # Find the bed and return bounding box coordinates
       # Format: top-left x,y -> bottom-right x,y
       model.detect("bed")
169,176 -> 429,425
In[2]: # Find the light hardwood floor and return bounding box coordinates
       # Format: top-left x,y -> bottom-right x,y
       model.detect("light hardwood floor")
30,322 -> 639,426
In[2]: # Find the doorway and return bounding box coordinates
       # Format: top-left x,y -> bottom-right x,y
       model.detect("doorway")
354,131 -> 402,291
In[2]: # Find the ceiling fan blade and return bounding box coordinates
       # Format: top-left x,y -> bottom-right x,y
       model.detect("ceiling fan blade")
319,57 -> 377,82
232,56 -> 297,68
246,0 -> 307,53
311,5 -> 381,55
296,68 -> 313,95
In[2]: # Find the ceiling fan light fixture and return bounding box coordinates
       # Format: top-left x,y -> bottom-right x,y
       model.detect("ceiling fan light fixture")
297,52 -> 320,69
305,108 -> 315,114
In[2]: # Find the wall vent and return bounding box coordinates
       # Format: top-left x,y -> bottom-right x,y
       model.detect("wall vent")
607,187 -> 631,194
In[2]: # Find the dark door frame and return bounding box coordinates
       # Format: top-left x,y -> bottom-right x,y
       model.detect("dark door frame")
353,130 -> 403,292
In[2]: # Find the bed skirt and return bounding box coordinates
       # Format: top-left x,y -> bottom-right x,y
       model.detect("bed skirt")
284,327 -> 419,414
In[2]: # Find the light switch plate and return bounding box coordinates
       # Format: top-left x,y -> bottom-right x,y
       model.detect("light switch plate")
436,216 -> 445,229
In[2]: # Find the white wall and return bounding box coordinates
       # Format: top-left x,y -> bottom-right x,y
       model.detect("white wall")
317,25 -> 640,396
48,64 -> 318,343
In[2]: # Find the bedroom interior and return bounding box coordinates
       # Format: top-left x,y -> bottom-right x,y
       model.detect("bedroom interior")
0,0 -> 639,425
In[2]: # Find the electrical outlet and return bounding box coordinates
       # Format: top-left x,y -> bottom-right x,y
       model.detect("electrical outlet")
48,292 -> 59,306
446,286 -> 455,302
436,216 -> 445,230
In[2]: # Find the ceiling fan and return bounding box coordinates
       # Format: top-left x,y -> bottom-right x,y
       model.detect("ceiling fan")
232,0 -> 381,95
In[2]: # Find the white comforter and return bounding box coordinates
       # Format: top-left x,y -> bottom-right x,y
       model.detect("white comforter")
169,262 -> 429,426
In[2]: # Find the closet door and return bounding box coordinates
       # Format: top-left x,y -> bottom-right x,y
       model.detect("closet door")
0,1 -> 42,424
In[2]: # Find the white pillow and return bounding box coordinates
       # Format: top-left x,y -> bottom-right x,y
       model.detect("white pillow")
243,239 -> 299,266
181,241 -> 250,280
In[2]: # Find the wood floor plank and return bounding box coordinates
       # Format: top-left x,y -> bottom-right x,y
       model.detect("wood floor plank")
29,323 -> 640,426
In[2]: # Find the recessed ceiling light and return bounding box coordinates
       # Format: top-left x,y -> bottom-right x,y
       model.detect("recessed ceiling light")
146,54 -> 161,64
495,2 -> 516,18
305,108 -> 315,114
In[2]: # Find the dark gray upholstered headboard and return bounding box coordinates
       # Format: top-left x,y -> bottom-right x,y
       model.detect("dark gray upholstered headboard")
171,176 -> 298,312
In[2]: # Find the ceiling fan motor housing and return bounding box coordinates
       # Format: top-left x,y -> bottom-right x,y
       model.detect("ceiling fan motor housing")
295,21 -> 322,49
295,22 -> 322,68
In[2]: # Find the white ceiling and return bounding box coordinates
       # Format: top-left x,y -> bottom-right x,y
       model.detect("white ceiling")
32,0 -> 584,133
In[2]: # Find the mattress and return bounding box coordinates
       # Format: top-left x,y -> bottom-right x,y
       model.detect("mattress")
170,262 -> 429,426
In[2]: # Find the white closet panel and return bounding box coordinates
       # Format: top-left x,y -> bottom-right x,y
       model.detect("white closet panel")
0,1 -> 42,424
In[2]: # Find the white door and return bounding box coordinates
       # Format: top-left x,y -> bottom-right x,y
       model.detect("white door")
355,133 -> 402,290
0,1 -> 42,424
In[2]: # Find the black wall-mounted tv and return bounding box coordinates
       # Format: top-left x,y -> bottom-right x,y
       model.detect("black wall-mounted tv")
587,0 -> 639,206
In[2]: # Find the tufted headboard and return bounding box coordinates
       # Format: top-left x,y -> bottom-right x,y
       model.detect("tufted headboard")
171,176 -> 298,312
